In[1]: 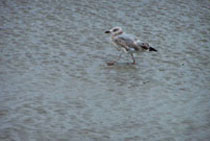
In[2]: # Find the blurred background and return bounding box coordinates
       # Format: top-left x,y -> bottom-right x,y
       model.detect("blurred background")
0,0 -> 210,140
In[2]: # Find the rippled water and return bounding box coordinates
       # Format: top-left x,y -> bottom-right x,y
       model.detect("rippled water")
0,0 -> 210,140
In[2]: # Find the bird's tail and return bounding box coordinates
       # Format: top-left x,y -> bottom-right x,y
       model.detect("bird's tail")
149,47 -> 157,52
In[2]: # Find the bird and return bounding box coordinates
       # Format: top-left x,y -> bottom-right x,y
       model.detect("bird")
105,26 -> 157,65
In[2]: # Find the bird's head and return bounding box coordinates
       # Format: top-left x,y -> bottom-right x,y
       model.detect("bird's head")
105,27 -> 123,36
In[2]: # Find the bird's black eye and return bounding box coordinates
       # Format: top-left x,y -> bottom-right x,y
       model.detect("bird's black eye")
113,28 -> 119,32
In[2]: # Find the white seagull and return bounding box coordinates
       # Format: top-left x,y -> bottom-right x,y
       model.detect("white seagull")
105,26 -> 157,65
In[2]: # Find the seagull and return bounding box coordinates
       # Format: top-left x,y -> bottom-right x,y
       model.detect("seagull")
105,26 -> 157,65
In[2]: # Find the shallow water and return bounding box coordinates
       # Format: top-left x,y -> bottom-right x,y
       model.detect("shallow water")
0,0 -> 210,140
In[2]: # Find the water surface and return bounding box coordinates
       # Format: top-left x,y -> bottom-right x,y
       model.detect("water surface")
0,0 -> 210,140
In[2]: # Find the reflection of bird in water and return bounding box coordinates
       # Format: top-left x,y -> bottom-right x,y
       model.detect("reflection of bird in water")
105,26 -> 157,65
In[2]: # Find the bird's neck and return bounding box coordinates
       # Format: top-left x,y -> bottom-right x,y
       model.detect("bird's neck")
112,31 -> 123,37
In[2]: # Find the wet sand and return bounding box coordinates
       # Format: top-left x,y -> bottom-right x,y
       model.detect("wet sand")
0,0 -> 210,140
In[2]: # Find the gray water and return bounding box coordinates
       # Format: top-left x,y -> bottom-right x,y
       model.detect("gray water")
0,0 -> 210,141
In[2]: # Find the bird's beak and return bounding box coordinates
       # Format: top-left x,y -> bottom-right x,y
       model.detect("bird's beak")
105,30 -> 111,34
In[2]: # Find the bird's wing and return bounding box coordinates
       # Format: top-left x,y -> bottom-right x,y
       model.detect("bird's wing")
114,34 -> 151,52
113,35 -> 139,51
135,41 -> 150,50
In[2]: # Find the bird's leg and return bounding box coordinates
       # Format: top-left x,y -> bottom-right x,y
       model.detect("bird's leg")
130,54 -> 136,64
107,52 -> 123,66
115,52 -> 123,62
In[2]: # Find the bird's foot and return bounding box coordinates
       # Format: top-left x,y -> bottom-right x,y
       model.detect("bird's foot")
131,61 -> 136,65
107,61 -> 115,66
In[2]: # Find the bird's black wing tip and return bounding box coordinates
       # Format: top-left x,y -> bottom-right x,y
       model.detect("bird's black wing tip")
149,47 -> 158,52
